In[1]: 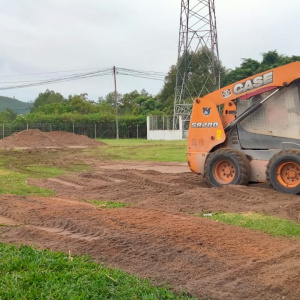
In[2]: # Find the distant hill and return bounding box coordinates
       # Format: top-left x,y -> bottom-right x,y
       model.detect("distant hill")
0,96 -> 31,115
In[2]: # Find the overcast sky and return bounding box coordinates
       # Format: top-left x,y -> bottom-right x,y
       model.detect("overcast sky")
0,0 -> 299,103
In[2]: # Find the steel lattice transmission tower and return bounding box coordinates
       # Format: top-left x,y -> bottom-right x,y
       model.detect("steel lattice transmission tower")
173,0 -> 220,130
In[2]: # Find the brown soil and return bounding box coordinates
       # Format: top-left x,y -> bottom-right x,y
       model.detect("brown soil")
0,129 -> 106,149
0,148 -> 300,299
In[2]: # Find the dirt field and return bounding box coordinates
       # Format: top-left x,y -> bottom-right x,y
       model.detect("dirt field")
0,132 -> 300,299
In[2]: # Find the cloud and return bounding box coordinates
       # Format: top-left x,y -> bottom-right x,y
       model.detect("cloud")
0,0 -> 299,102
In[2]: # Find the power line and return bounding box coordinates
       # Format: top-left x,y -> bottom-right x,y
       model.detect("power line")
0,66 -> 112,78
117,72 -> 165,81
0,69 -> 112,90
117,67 -> 167,76
116,67 -> 167,81
0,70 -> 111,84
0,67 -> 168,91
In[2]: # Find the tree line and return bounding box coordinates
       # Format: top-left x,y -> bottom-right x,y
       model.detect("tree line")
1,49 -> 299,125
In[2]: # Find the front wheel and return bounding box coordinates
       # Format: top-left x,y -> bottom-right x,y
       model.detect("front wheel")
204,148 -> 251,187
266,149 -> 300,194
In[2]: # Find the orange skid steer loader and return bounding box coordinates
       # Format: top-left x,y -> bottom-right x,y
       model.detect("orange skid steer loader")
187,62 -> 300,194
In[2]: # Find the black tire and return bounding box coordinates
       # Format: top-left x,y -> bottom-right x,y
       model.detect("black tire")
204,148 -> 251,187
266,149 -> 300,195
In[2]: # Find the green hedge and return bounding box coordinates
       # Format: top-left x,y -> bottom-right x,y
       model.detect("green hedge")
1,114 -> 147,139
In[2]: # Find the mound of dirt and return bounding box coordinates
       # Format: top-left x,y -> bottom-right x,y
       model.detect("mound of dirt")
0,129 -> 106,149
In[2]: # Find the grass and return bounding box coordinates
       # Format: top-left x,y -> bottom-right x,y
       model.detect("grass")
86,200 -> 131,209
0,154 -> 63,196
0,149 -> 89,196
0,149 -> 89,174
200,212 -> 300,238
89,139 -> 187,162
21,165 -> 64,178
0,243 -> 196,300
0,139 -> 186,196
0,172 -> 55,196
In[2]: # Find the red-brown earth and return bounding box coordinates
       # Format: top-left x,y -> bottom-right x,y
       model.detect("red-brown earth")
0,129 -> 105,149
0,130 -> 300,299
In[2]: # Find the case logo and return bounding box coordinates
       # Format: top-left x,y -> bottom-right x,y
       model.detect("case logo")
233,71 -> 273,95
203,107 -> 211,116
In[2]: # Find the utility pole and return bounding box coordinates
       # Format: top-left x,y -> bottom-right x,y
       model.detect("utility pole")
173,0 -> 220,132
113,66 -> 119,139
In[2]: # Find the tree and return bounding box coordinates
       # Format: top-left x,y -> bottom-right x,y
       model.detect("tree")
119,90 -> 140,115
158,47 -> 225,114
134,95 -> 161,116
99,92 -> 122,107
222,50 -> 300,87
117,89 -> 160,116
221,58 -> 261,87
0,108 -> 17,122
183,47 -> 224,97
35,102 -> 71,115
31,90 -> 65,112
68,94 -> 96,114
157,65 -> 177,114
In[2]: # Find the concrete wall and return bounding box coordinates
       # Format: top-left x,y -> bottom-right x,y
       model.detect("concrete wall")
147,116 -> 183,140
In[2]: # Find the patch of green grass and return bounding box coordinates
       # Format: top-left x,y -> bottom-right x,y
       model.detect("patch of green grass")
22,165 -> 65,177
0,171 -> 54,196
200,212 -> 300,237
0,149 -> 89,196
0,149 -> 89,174
89,139 -> 187,162
0,159 -> 63,196
0,243 -> 197,300
87,200 -> 131,209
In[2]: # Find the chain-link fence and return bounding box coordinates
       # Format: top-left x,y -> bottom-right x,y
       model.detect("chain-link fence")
148,116 -> 178,130
0,122 -> 147,140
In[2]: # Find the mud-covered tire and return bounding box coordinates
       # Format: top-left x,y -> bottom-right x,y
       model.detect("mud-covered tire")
204,148 -> 251,187
266,149 -> 300,195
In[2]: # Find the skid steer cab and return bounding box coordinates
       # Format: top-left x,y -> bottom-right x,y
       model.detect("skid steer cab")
187,62 -> 300,194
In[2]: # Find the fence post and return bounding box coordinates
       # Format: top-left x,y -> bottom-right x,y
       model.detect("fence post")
26,123 -> 29,130
137,124 -> 139,139
94,123 -> 97,139
72,123 -> 75,134
2,124 -> 4,139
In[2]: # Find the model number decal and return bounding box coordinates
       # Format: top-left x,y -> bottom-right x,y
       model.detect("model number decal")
191,122 -> 219,128
222,89 -> 232,99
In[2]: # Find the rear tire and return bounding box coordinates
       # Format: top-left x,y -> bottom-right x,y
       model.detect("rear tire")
266,149 -> 300,194
204,148 -> 251,187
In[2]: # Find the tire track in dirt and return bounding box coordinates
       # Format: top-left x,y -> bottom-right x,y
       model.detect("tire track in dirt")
0,214 -> 102,242
48,178 -> 83,188
2,158 -> 300,299
0,194 -> 300,300
28,166 -> 300,222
